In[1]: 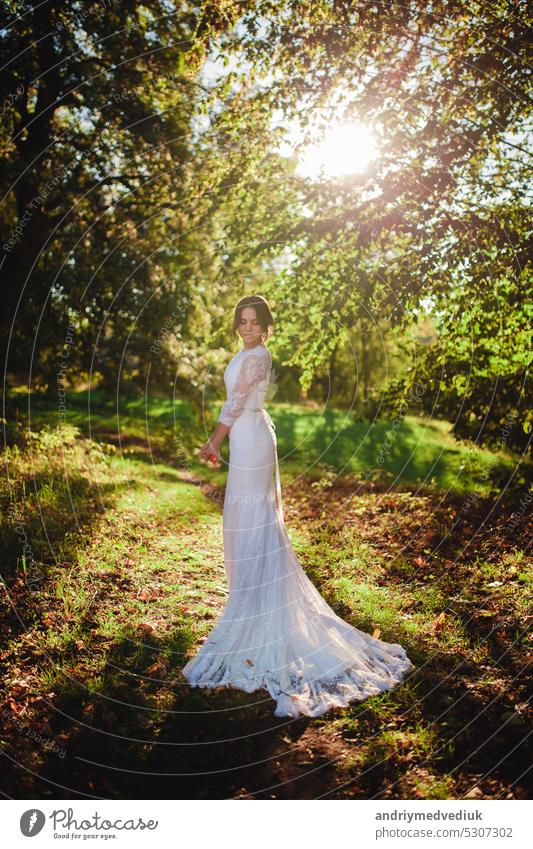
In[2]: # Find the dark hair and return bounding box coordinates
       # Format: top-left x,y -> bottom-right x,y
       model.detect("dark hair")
232,295 -> 274,345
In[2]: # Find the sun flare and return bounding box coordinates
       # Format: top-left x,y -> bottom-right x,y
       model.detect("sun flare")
295,121 -> 378,178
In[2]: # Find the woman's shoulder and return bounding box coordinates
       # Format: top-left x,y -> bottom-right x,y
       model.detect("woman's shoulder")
242,345 -> 271,357
231,346 -> 270,373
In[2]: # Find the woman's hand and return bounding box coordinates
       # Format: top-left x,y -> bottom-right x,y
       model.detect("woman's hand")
200,439 -> 221,465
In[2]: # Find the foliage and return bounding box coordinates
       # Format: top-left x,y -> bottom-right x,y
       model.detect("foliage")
201,0 -> 531,451
1,0 -> 530,452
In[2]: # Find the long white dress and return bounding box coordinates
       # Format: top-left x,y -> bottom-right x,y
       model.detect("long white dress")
182,343 -> 414,718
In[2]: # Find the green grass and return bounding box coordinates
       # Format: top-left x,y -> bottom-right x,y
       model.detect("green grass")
0,392 -> 530,799
273,404 -> 517,494
8,389 -> 522,497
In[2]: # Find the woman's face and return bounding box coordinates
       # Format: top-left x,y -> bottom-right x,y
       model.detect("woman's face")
237,307 -> 263,346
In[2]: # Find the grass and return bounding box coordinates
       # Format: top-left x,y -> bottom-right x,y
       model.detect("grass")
0,390 -> 531,799
8,388 -> 522,496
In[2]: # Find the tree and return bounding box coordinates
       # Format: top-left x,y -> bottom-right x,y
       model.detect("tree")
197,0 -> 531,451
0,0 -> 224,388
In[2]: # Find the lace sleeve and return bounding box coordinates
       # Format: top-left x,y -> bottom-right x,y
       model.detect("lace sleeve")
218,353 -> 269,427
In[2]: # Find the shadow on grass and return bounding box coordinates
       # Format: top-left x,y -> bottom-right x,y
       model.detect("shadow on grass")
0,471 -> 143,648
274,408 -> 517,494
1,623 -> 289,799
2,582 -> 530,800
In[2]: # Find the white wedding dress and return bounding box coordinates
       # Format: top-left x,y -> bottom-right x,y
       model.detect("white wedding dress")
182,343 -> 414,718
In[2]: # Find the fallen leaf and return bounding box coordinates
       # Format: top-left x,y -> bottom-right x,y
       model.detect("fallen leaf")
433,612 -> 446,631
137,622 -> 156,636
146,656 -> 166,675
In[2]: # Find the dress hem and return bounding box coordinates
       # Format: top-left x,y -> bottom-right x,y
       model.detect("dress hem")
183,654 -> 415,719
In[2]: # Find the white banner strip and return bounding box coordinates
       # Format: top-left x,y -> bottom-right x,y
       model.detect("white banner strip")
2,799 -> 532,847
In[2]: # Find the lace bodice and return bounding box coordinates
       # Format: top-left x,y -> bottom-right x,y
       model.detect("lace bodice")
218,345 -> 272,427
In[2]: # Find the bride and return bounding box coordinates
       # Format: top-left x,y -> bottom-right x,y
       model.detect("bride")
182,295 -> 414,718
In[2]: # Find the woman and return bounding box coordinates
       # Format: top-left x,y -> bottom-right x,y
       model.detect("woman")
182,295 -> 414,718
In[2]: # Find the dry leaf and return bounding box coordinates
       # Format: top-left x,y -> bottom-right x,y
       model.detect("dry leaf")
137,622 -> 156,636
146,656 -> 166,676
433,612 -> 446,631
